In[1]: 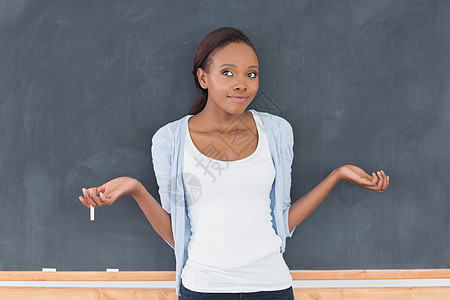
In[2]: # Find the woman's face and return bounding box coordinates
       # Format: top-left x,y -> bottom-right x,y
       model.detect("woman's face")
197,42 -> 259,115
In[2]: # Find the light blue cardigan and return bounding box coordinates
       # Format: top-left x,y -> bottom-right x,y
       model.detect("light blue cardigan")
150,109 -> 296,295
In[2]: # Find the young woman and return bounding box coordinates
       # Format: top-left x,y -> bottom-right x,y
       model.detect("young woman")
79,27 -> 389,299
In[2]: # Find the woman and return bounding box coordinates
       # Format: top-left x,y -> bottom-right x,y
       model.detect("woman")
79,27 -> 389,299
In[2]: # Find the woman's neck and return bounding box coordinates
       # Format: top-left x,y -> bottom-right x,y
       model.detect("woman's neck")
191,105 -> 251,133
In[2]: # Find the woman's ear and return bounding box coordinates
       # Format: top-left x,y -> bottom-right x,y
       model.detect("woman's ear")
197,68 -> 207,89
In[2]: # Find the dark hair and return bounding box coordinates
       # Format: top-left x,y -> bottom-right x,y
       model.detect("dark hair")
188,27 -> 258,115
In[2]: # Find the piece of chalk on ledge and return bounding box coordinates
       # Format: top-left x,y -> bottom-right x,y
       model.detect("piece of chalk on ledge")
90,205 -> 94,221
106,268 -> 119,272
42,268 -> 56,272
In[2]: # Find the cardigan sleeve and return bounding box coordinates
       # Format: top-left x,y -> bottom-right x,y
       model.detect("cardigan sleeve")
151,125 -> 176,250
279,117 -> 296,237
151,125 -> 173,215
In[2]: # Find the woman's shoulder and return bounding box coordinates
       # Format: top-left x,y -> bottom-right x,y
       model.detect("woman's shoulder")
152,114 -> 191,144
249,109 -> 293,133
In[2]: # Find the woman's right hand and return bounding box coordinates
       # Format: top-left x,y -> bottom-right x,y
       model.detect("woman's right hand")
78,177 -> 140,208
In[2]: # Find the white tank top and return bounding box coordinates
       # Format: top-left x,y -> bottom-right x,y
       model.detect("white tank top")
180,110 -> 292,293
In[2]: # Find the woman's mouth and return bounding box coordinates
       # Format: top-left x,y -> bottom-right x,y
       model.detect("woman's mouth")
228,95 -> 249,103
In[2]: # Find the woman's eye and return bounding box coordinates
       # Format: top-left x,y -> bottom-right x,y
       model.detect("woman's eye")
222,70 -> 233,76
247,72 -> 258,78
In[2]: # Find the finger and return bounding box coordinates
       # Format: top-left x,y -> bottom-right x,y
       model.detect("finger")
79,196 -> 89,208
82,188 -> 93,207
376,171 -> 384,193
381,170 -> 389,190
99,192 -> 108,205
92,184 -> 107,196
86,188 -> 105,207
361,172 -> 380,191
82,188 -> 99,208
93,184 -> 109,204
387,175 -> 390,187
99,192 -> 114,205
371,172 -> 379,185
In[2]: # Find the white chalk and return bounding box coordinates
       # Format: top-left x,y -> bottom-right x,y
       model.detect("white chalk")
90,205 -> 94,221
42,268 -> 56,272
106,268 -> 119,272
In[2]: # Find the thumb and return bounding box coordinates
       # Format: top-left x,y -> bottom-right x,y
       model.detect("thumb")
359,173 -> 375,185
91,184 -> 107,197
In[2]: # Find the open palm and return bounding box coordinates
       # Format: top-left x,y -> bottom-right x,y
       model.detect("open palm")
79,177 -> 139,208
339,165 -> 389,193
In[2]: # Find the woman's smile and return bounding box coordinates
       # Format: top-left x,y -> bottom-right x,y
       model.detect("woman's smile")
228,94 -> 249,103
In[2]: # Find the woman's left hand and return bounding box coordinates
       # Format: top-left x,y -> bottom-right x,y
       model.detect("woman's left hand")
337,165 -> 389,193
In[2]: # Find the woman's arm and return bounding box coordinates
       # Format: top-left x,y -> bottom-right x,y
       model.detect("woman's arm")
288,165 -> 389,232
79,177 -> 174,248
131,181 -> 174,248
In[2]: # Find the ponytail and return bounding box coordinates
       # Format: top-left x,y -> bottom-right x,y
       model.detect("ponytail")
188,93 -> 207,115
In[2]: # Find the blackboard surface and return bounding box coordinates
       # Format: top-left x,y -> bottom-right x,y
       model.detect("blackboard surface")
1,0 -> 449,271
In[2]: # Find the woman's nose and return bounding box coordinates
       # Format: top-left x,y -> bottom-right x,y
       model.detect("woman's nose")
233,77 -> 247,91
